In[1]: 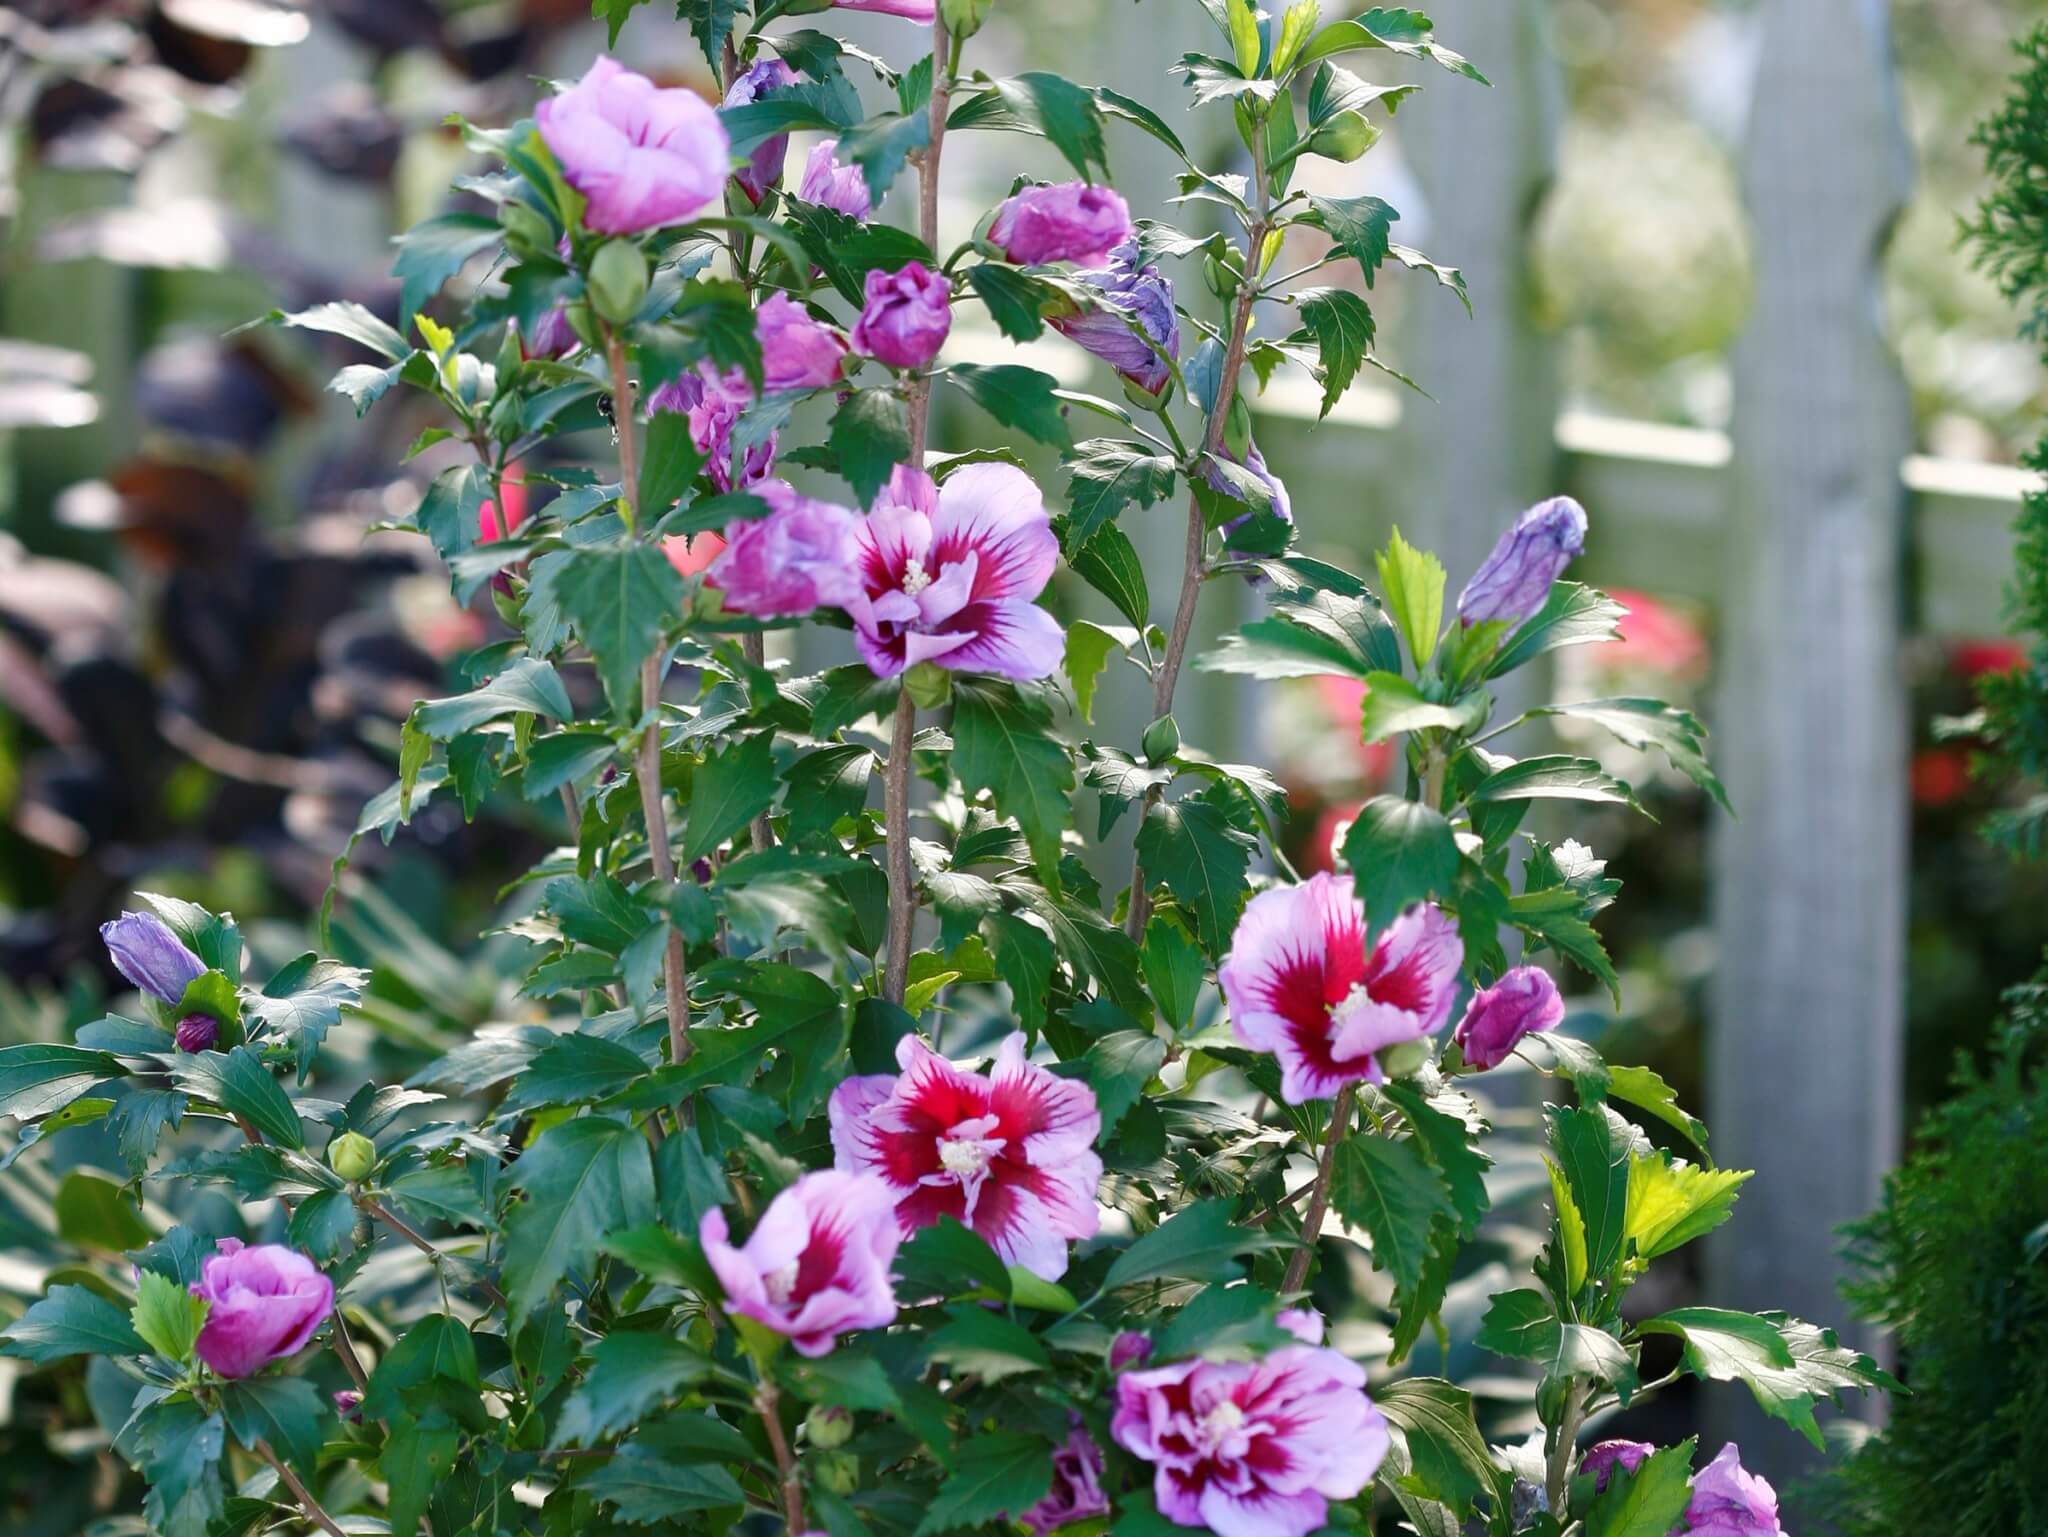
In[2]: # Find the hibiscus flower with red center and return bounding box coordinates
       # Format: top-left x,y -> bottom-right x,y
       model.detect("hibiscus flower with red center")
828,1032 -> 1101,1280
1217,872 -> 1463,1104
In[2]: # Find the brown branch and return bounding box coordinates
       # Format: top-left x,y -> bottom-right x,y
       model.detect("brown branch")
359,1196 -> 508,1311
1280,1083 -> 1353,1295
329,1307 -> 370,1396
741,632 -> 773,853
254,1438 -> 347,1537
755,1381 -> 806,1536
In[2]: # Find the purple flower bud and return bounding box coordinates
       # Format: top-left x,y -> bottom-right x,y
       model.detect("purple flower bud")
648,363 -> 773,494
989,181 -> 1132,267
797,139 -> 872,219
1204,442 -> 1293,549
1110,1330 -> 1152,1369
1051,239 -> 1180,395
757,292 -> 848,392
1456,496 -> 1588,627
521,303 -> 578,360
174,1013 -> 219,1053
833,0 -> 936,16
100,911 -> 206,1008
1580,1439 -> 1654,1494
333,1390 -> 363,1423
852,261 -> 952,369
189,1239 -> 334,1379
535,57 -> 729,236
706,481 -> 862,618
1451,966 -> 1565,1071
724,58 -> 798,205
1683,1445 -> 1785,1537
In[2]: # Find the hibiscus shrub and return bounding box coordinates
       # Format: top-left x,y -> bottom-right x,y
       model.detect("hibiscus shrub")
0,5 -> 1892,1537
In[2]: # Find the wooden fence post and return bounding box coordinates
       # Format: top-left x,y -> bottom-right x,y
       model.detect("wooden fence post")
1707,0 -> 1913,1486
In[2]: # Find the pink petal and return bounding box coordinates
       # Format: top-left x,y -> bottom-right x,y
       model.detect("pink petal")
928,600 -> 1065,679
930,462 -> 1058,603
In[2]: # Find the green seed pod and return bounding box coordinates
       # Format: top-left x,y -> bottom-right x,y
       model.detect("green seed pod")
587,239 -> 649,326
328,1130 -> 376,1183
1141,714 -> 1181,766
1378,1039 -> 1431,1081
810,1449 -> 859,1495
939,0 -> 994,38
904,660 -> 954,711
805,1404 -> 854,1449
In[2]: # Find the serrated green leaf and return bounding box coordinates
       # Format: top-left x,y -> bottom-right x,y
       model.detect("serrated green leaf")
555,542 -> 685,720
683,732 -> 780,863
947,364 -> 1074,449
1330,1135 -> 1456,1292
914,1432 -> 1055,1537
503,1115 -> 655,1325
1064,439 -> 1178,546
1339,795 -> 1461,933
830,389 -> 912,509
953,682 -> 1074,882
0,1283 -> 146,1363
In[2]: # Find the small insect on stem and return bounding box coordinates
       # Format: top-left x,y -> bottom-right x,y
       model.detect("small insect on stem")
597,382 -> 638,448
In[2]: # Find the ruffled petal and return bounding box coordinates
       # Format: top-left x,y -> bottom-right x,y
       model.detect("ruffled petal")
930,462 -> 1058,603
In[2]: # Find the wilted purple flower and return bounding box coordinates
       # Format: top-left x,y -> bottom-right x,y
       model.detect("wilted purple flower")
174,1014 -> 219,1054
1456,495 -> 1588,627
535,56 -> 729,236
190,1239 -> 334,1379
757,293 -> 848,391
798,139 -> 872,218
648,363 -> 773,494
1019,1427 -> 1110,1536
1110,1331 -> 1153,1369
1682,1445 -> 1787,1537
1052,239 -> 1180,394
1580,1439 -> 1653,1494
852,262 -> 952,369
989,182 -> 1132,267
724,58 -> 798,205
520,303 -> 579,360
706,481 -> 863,618
1204,442 -> 1294,545
100,911 -> 206,1008
1452,966 -> 1565,1071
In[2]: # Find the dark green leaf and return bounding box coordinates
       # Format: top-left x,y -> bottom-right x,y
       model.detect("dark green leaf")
1064,439 -> 1178,546
393,213 -> 500,326
1527,697 -> 1730,811
1082,1029 -> 1167,1135
1302,193 -> 1398,285
0,1043 -> 121,1121
412,656 -> 572,736
639,409 -> 706,523
1134,793 -> 1256,956
503,1115 -> 656,1324
1066,522 -> 1150,628
683,732 -> 780,863
1485,582 -> 1626,679
1548,1105 -> 1630,1281
1375,1376 -> 1508,1519
1292,286 -> 1375,416
555,543 -> 685,720
1339,796 -> 1460,933
0,1283 -> 146,1363
169,1047 -> 303,1149
830,389 -> 912,510
220,1377 -> 326,1473
1330,1135 -> 1456,1292
953,682 -> 1074,882
1102,1198 -> 1289,1291
946,364 -> 1074,449
926,1306 -> 1049,1382
1583,1440 -> 1698,1537
913,1432 -> 1055,1537
585,1447 -> 747,1524
556,1333 -> 714,1445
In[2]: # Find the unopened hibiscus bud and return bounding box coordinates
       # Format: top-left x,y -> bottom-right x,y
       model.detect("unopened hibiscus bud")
1306,110 -> 1377,164
833,0 -> 936,17
100,911 -> 206,1007
587,240 -> 649,326
1050,240 -> 1180,397
989,182 -> 1132,267
1141,714 -> 1180,766
1377,1038 -> 1431,1080
724,58 -> 799,205
1682,1444 -> 1783,1536
852,261 -> 952,370
174,1013 -> 219,1054
328,1131 -> 377,1183
939,0 -> 993,36
1456,496 -> 1588,627
904,661 -> 955,711
190,1239 -> 335,1379
1452,966 -> 1565,1070
333,1390 -> 364,1423
757,293 -> 848,392
1580,1439 -> 1653,1494
810,1449 -> 859,1494
805,1404 -> 854,1448
1110,1331 -> 1152,1369
797,139 -> 873,218
535,57 -> 728,235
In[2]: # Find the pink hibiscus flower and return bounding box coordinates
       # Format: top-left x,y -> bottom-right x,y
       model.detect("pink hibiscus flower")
699,1169 -> 901,1357
846,463 -> 1064,680
1111,1337 -> 1388,1537
1217,873 -> 1463,1104
828,1032 -> 1101,1280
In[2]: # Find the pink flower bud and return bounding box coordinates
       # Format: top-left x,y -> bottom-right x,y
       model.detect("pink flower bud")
174,1014 -> 219,1053
536,57 -> 729,235
989,181 -> 1133,266
1451,966 -> 1565,1071
852,262 -> 951,369
189,1239 -> 334,1379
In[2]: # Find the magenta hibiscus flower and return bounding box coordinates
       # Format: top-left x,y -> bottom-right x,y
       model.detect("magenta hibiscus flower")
828,1032 -> 1101,1280
1217,873 -> 1463,1105
846,463 -> 1063,681
1110,1332 -> 1388,1537
699,1169 -> 901,1357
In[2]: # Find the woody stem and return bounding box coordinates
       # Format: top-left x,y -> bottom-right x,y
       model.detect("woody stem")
254,1439 -> 346,1537
755,1381 -> 806,1535
1280,1083 -> 1354,1295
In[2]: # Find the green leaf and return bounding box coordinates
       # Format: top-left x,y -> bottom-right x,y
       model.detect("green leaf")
994,72 -> 1110,179
1383,1082 -> 1491,1232
953,682 -> 1074,882
556,1333 -> 714,1445
362,1313 -> 480,1422
523,729 -> 618,801
946,364 -> 1074,449
683,732 -> 779,863
1134,792 -> 1257,956
1065,439 -> 1178,546
913,1432 -> 1055,1537
1510,887 -> 1621,1003
51,1171 -> 148,1251
1606,1064 -> 1712,1161
586,1447 -> 747,1524
1485,581 -> 1626,680
1637,1307 -> 1887,1449
966,263 -> 1059,342
639,408 -> 706,523
1638,1305 -> 1792,1379
220,1376 -> 326,1473
503,1115 -> 656,1325
1067,522 -> 1150,628
0,1283 -> 146,1363
136,1399 -> 225,1537
926,1306 -> 1050,1382
0,1043 -> 121,1121
1082,1029 -> 1167,1135
504,1033 -> 650,1113
1358,671 -> 1489,744
393,212 -> 500,327
170,1047 -> 304,1149
1527,697 -> 1730,812
1063,620 -> 1121,724
1475,1288 -> 1635,1397
1102,1198 -> 1289,1291
246,952 -> 367,1080
1339,796 -> 1460,933
1583,1440 -> 1698,1537
288,1186 -> 359,1261
830,388 -> 912,509
556,542 -> 685,721
382,1412 -> 461,1537
1473,754 -> 1644,812
1330,1135 -> 1456,1292
679,0 -> 744,66
838,109 -> 932,204
1547,1157 -> 1589,1293
1375,1376 -> 1508,1519
1295,9 -> 1487,81
1292,287 -> 1375,416
896,1216 -> 1012,1302
260,299 -> 408,360
1548,1106 -> 1630,1281
985,911 -> 1057,1040
1140,914 -> 1205,1032
1375,525 -> 1445,667
781,1349 -> 902,1412
413,656 -> 573,736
